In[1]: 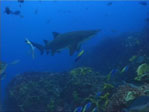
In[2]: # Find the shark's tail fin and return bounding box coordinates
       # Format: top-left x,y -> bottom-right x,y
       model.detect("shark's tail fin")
34,44 -> 44,55
32,42 -> 44,55
25,38 -> 44,55
43,40 -> 50,54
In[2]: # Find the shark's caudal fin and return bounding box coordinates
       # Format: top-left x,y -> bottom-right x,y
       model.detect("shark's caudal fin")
25,38 -> 35,58
31,41 -> 44,55
25,39 -> 44,55
43,40 -> 50,54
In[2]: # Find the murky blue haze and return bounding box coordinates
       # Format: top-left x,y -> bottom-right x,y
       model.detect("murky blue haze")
0,1 -> 149,112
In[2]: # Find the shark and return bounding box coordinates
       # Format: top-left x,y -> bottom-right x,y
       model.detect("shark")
27,30 -> 101,56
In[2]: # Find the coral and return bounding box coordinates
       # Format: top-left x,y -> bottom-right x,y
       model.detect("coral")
103,83 -> 114,91
135,63 -> 149,82
100,92 -> 110,101
5,64 -> 148,112
6,72 -> 65,112
125,35 -> 140,48
0,62 -> 8,75
100,92 -> 110,109
47,99 -> 55,112
72,91 -> 80,103
5,67 -> 105,112
82,92 -> 111,112
70,67 -> 93,77
61,67 -> 105,107
106,83 -> 149,112
129,55 -> 137,62
125,91 -> 136,102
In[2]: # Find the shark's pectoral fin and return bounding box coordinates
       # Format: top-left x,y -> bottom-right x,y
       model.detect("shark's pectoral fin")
77,44 -> 81,51
69,43 -> 79,56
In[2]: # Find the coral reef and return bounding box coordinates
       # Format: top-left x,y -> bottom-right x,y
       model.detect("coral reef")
106,83 -> 149,112
70,67 -> 93,76
5,68 -> 149,112
6,72 -> 66,112
5,67 -> 105,112
3,29 -> 149,112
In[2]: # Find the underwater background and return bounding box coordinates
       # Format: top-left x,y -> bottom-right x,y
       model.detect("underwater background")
0,1 -> 149,112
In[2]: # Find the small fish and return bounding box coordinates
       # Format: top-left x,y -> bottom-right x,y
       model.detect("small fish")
96,91 -> 102,98
73,106 -> 83,112
91,107 -> 97,112
107,2 -> 112,6
13,10 -> 23,18
129,55 -> 137,62
82,102 -> 92,112
4,7 -> 23,17
34,9 -> 38,14
121,65 -> 129,73
13,10 -> 21,15
111,69 -> 119,76
25,38 -> 35,59
75,50 -> 84,62
18,0 -> 24,3
106,69 -> 119,81
4,7 -> 12,15
139,1 -> 147,6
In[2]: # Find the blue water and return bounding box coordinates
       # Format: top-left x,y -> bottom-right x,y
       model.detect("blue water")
1,1 -> 149,111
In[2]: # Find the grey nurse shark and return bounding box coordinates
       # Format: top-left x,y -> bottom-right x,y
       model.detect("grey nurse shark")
27,30 -> 101,56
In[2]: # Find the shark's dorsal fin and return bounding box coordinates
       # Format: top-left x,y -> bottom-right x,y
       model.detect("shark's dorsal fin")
52,32 -> 60,39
